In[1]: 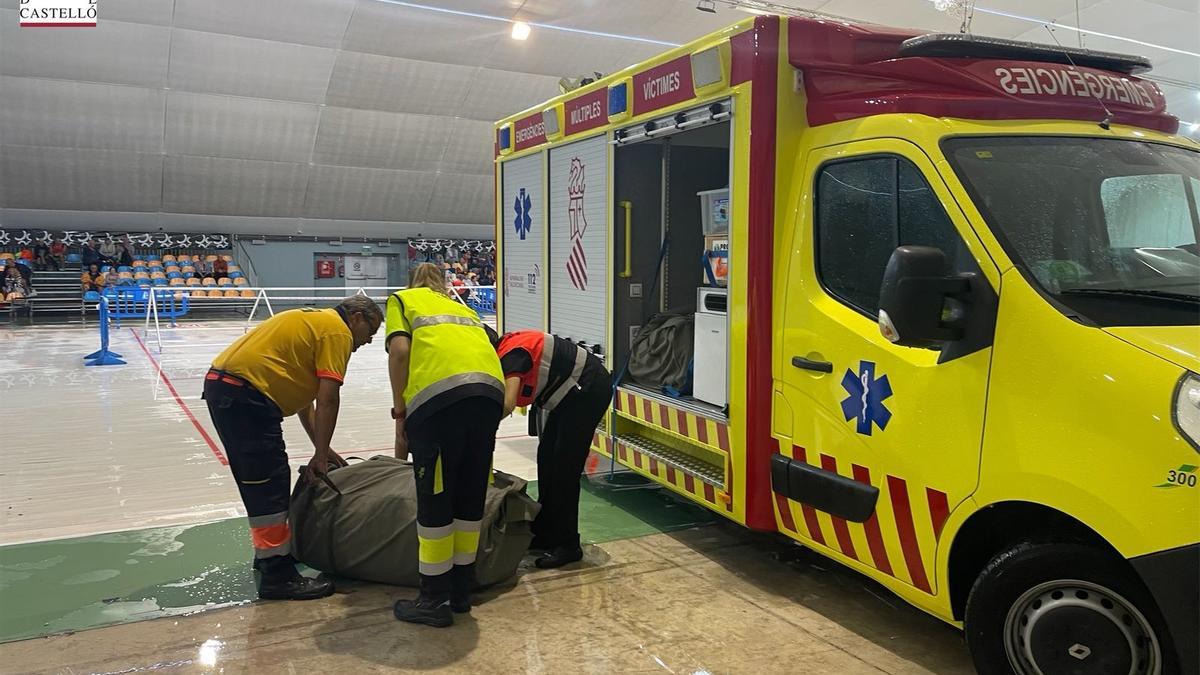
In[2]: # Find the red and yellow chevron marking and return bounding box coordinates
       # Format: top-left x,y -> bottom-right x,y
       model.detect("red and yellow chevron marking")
611,389 -> 735,509
590,432 -> 732,515
773,445 -> 951,595
613,389 -> 731,455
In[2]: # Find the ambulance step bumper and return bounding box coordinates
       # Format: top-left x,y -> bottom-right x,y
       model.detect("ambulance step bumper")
613,433 -> 725,490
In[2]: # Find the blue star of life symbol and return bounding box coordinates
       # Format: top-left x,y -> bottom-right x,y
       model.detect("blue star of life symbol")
514,188 -> 532,240
840,360 -> 893,436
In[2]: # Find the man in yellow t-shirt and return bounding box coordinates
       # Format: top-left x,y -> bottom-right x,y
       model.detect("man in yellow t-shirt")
204,295 -> 382,600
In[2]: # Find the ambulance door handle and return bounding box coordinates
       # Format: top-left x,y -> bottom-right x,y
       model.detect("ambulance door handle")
619,201 -> 633,278
791,356 -> 832,373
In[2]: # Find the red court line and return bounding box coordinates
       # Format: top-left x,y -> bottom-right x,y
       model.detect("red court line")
130,328 -> 228,465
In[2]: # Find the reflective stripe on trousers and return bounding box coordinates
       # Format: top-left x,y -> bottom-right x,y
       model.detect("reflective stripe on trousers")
417,519 -> 483,575
417,523 -> 455,577
248,511 -> 291,559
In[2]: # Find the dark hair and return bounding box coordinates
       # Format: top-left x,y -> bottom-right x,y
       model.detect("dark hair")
338,295 -> 384,325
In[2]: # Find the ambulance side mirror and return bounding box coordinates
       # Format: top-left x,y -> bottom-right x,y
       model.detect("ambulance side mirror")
878,246 -> 971,349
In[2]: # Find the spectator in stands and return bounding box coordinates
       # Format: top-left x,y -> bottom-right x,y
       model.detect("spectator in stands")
14,257 -> 33,286
3,266 -> 30,302
82,241 -> 101,268
103,266 -> 120,287
33,242 -> 50,271
49,240 -> 66,271
212,257 -> 228,280
194,256 -> 213,278
18,246 -> 34,264
117,243 -> 133,267
98,239 -> 118,264
81,263 -> 106,293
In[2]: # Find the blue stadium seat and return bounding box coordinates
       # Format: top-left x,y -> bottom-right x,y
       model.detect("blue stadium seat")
101,265 -> 112,273
153,278 -> 167,286
118,266 -> 131,273
229,271 -> 243,279
168,271 -> 181,279
134,255 -> 145,261
83,291 -> 101,302
66,253 -> 82,263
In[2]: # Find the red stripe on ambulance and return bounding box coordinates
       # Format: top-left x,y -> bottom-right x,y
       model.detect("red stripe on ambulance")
852,464 -> 894,576
820,454 -> 858,560
927,488 -> 950,542
790,446 -> 826,545
887,475 -> 932,593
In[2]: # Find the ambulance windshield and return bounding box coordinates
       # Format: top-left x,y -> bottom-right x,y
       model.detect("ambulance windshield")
944,136 -> 1200,322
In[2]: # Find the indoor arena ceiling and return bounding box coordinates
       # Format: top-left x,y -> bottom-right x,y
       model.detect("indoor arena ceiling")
1,0 -> 1197,238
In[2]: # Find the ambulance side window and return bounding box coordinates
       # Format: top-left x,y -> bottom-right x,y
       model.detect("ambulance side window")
816,156 -> 962,317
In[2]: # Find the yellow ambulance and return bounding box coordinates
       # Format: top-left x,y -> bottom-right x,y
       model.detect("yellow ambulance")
494,15 -> 1199,675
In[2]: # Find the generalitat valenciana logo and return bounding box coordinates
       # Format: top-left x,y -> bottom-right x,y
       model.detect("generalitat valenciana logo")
19,0 -> 98,27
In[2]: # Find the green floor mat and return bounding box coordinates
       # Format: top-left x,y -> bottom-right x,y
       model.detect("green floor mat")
0,475 -> 718,642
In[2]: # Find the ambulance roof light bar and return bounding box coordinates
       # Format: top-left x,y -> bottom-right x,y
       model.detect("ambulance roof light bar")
613,101 -> 731,145
899,33 -> 1153,75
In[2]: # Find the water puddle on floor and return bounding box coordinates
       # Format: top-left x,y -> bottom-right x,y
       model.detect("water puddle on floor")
0,474 -> 718,643
0,519 -> 254,643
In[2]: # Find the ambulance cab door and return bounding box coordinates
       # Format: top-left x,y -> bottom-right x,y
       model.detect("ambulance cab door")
775,138 -> 998,596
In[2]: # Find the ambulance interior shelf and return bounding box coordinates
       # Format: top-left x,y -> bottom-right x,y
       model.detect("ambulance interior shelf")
612,119 -> 730,417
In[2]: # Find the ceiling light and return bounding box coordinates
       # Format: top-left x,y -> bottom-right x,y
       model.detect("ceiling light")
696,0 -> 717,13
511,20 -> 530,40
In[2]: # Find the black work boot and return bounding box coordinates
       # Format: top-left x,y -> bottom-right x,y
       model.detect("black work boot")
535,545 -> 584,569
254,555 -> 334,600
394,595 -> 453,627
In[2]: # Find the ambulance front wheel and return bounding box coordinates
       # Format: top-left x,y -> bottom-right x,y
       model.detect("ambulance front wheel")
964,540 -> 1178,675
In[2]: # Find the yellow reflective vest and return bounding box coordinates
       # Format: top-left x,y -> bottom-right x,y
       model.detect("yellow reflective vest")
385,287 -> 504,427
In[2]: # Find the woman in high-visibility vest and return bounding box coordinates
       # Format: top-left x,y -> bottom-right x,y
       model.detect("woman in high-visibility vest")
488,329 -> 613,569
386,262 -> 505,628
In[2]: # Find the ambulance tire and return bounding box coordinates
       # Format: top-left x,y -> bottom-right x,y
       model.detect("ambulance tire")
964,540 -> 1178,675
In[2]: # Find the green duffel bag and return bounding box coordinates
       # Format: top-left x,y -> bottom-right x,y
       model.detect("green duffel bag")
290,456 -> 540,588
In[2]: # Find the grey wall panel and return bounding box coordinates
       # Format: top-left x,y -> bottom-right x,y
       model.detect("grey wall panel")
303,165 -> 437,221
173,0 -> 356,48
0,77 -> 166,152
439,118 -> 495,175
96,0 -> 175,25
163,156 -> 309,217
312,107 -> 449,172
1,146 -> 163,211
325,52 -> 475,117
340,0 -> 500,66
426,173 -> 492,224
0,11 -> 169,87
169,30 -> 336,104
165,92 -> 320,163
460,68 -> 563,122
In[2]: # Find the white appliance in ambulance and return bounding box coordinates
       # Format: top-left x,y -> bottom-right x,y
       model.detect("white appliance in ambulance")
693,287 -> 727,407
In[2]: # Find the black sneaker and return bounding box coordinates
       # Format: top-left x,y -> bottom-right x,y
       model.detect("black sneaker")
450,594 -> 471,614
534,545 -> 584,569
394,596 -> 453,627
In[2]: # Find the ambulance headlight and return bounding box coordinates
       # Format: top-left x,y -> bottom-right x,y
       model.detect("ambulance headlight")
1174,373 -> 1200,452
